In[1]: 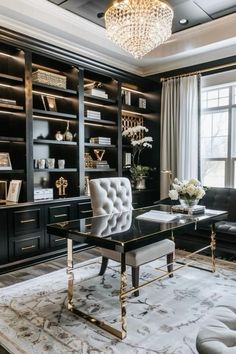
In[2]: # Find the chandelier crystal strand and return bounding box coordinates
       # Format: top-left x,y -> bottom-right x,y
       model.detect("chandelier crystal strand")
105,0 -> 174,59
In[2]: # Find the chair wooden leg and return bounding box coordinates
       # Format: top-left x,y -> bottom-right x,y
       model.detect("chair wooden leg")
167,253 -> 174,278
98,256 -> 109,276
132,266 -> 140,297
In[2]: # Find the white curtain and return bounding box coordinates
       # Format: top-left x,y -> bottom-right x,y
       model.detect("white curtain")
160,74 -> 200,198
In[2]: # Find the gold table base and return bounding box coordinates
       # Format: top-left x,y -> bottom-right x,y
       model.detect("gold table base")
66,225 -> 216,339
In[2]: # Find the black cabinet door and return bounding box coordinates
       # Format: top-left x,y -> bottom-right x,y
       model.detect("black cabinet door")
46,203 -> 73,249
0,211 -> 8,265
8,206 -> 44,261
10,232 -> 42,259
76,201 -> 92,219
8,207 -> 44,237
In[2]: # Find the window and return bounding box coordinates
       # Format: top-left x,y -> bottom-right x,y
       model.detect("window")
200,82 -> 236,187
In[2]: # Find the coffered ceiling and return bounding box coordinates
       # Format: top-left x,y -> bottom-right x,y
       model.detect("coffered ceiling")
48,0 -> 236,34
0,0 -> 236,76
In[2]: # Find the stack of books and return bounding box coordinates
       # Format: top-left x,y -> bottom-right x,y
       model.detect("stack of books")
86,110 -> 101,120
87,88 -> 108,99
93,160 -> 110,169
90,137 -> 111,145
0,98 -> 17,107
122,90 -> 131,105
171,204 -> 205,215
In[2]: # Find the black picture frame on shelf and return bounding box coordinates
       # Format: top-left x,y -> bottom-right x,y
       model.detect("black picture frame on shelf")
41,95 -> 57,112
0,153 -> 12,170
0,181 -> 7,201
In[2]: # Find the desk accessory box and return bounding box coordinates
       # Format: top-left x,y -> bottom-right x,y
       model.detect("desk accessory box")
32,69 -> 67,89
34,188 -> 53,201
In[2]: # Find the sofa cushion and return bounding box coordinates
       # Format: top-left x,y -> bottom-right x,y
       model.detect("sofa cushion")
200,187 -> 236,221
215,221 -> 236,234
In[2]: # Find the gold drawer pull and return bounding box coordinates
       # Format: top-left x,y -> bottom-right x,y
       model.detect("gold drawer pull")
20,218 -> 36,224
55,238 -> 66,242
54,213 -> 68,218
21,245 -> 36,251
81,210 -> 93,214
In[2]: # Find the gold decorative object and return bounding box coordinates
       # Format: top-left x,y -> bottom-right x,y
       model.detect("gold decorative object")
55,176 -> 68,196
84,153 -> 94,168
105,0 -> 173,59
122,115 -> 144,140
84,176 -> 90,196
93,149 -> 105,161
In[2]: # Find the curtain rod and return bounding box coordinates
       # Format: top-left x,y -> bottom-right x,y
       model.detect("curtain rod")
160,61 -> 236,82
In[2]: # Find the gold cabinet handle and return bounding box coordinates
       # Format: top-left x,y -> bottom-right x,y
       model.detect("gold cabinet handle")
54,214 -> 68,218
81,210 -> 93,214
20,218 -> 36,224
21,245 -> 36,250
55,238 -> 66,242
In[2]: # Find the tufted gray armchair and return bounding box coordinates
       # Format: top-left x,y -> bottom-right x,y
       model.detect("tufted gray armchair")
89,177 -> 175,296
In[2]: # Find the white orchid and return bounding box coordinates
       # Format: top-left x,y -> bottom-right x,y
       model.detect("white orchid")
122,125 -> 153,167
122,125 -> 149,138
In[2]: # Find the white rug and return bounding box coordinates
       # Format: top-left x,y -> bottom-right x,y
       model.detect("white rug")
0,253 -> 236,354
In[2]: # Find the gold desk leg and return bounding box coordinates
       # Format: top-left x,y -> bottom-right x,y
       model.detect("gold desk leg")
65,241 -> 128,340
120,253 -> 127,339
210,223 -> 216,273
67,239 -> 74,310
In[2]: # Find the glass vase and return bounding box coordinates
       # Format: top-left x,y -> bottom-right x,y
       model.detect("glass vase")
179,198 -> 199,209
135,177 -> 146,190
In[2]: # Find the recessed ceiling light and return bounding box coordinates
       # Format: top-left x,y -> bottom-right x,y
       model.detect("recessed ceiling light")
179,18 -> 188,25
97,12 -> 104,19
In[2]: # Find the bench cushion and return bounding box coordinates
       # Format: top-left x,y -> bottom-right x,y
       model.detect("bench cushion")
196,296 -> 236,354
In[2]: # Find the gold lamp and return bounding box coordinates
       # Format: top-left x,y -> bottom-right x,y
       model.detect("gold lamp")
105,0 -> 174,59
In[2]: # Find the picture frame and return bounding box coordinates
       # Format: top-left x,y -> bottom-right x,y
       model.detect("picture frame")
0,153 -> 12,170
0,181 -> 7,201
41,95 -> 57,112
6,180 -> 22,203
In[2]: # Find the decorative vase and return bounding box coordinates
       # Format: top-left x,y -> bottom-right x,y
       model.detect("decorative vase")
64,121 -> 73,142
135,177 -> 146,190
55,131 -> 64,141
179,198 -> 199,209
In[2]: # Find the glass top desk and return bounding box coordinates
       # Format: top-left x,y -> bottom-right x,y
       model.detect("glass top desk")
47,204 -> 227,339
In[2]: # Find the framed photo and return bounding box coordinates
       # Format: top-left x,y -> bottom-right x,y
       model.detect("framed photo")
41,95 -> 57,112
0,153 -> 12,170
7,180 -> 22,203
0,181 -> 7,201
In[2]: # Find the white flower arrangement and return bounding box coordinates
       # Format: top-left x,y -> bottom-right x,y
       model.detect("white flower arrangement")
169,178 -> 206,201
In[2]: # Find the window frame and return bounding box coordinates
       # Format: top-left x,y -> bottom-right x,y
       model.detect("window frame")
200,84 -> 236,187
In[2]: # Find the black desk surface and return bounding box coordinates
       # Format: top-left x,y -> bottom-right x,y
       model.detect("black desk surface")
47,204 -> 227,253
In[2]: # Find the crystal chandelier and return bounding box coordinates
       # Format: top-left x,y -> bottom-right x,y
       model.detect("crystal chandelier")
105,0 -> 174,59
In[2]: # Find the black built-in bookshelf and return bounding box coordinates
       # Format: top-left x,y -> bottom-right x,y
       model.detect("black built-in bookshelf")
0,28 -> 160,272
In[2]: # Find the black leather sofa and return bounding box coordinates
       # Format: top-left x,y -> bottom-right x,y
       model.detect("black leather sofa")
157,187 -> 236,259
176,187 -> 236,259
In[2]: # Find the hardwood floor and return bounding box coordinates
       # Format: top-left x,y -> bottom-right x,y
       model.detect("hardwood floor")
0,347 -> 9,354
0,248 -> 100,288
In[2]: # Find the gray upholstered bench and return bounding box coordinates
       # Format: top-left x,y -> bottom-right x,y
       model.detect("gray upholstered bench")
196,296 -> 236,354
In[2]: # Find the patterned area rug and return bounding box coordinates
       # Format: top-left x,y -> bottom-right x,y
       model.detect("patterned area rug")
0,253 -> 236,354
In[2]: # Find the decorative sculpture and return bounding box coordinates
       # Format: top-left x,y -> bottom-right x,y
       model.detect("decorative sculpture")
55,176 -> 68,196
